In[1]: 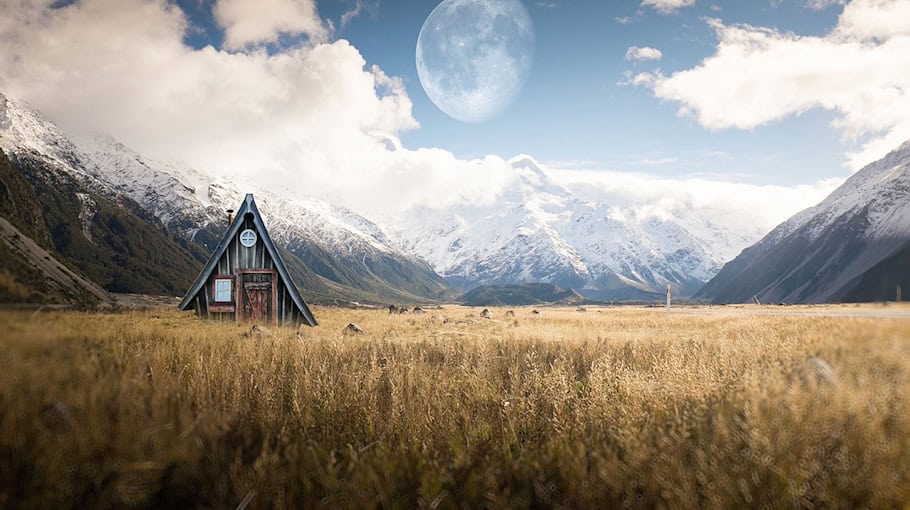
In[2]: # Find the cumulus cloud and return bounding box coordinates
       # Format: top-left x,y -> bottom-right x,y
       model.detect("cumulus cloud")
625,46 -> 663,61
634,0 -> 910,170
0,0 -> 525,215
835,0 -> 910,39
641,0 -> 695,14
214,0 -> 328,49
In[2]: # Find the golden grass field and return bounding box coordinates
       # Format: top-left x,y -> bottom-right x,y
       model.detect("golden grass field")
1,305 -> 909,509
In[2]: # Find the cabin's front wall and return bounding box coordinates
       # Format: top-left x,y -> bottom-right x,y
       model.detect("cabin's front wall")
191,214 -> 307,327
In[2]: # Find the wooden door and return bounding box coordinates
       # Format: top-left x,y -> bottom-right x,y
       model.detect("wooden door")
241,273 -> 273,322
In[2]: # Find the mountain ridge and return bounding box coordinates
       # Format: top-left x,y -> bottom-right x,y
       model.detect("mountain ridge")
697,140 -> 910,304
387,156 -> 750,299
461,283 -> 585,306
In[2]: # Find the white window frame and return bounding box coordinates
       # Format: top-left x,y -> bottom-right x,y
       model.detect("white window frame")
213,277 -> 234,303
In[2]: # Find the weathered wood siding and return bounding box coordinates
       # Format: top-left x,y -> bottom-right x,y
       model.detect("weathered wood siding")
193,213 -> 307,327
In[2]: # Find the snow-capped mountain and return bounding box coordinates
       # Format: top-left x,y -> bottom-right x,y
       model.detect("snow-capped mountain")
1,90 -> 767,302
0,93 -> 450,303
387,156 -> 748,299
0,97 -> 208,296
698,140 -> 910,304
74,133 -> 397,258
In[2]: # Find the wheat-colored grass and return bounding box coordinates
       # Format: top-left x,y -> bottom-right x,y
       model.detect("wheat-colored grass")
0,306 -> 908,508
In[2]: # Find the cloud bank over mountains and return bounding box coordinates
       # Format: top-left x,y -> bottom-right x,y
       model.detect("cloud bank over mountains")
0,0 -> 853,235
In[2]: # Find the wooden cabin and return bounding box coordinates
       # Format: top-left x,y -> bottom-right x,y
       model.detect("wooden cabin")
178,194 -> 317,327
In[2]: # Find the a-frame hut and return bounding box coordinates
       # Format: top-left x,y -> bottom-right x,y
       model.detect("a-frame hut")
179,194 -> 317,327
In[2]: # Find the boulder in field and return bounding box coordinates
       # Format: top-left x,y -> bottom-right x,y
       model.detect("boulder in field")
344,323 -> 365,335
250,325 -> 271,338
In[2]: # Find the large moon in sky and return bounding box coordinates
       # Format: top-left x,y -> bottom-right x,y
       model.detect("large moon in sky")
416,0 -> 535,123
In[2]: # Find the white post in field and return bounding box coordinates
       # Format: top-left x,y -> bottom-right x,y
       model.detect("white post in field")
666,284 -> 671,315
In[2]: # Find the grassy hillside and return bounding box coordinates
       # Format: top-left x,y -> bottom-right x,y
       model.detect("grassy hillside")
0,149 -> 50,247
0,218 -> 110,306
1,307 -> 908,508
0,238 -> 60,304
462,282 -> 584,306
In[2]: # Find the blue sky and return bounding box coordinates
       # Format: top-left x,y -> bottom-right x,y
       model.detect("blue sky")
174,0 -> 851,185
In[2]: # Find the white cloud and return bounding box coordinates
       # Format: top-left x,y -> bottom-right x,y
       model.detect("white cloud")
641,0 -> 695,14
805,0 -> 845,10
214,0 -> 328,50
340,1 -> 362,27
625,46 -> 663,61
0,0 -> 523,216
632,156 -> 678,165
549,167 -> 842,248
836,0 -> 910,40
634,0 -> 910,170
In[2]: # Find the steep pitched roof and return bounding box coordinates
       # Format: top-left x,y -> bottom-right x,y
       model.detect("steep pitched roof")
178,194 -> 317,326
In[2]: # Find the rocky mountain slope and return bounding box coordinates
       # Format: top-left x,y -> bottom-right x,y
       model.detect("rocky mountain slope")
0,142 -> 205,299
0,150 -> 111,306
697,140 -> 910,304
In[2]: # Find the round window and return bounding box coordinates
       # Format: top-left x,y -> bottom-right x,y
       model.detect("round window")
239,229 -> 257,248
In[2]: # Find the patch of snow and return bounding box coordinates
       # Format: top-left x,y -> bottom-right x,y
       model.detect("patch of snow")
75,192 -> 96,243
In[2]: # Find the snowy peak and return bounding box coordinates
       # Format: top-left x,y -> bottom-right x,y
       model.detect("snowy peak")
390,156 -> 742,298
0,93 -> 84,172
791,140 -> 910,240
75,132 -> 208,227
508,155 -> 571,198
